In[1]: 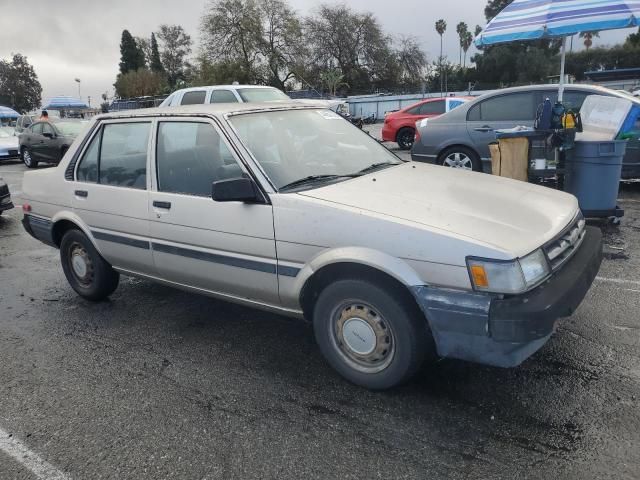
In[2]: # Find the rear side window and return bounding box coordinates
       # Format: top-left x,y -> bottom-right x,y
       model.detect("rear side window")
77,131 -> 100,182
156,122 -> 239,197
210,90 -> 238,103
99,123 -> 150,189
419,100 -> 446,115
180,91 -> 207,105
475,93 -> 536,122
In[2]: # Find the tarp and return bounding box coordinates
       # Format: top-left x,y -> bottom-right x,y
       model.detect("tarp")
43,96 -> 89,109
0,106 -> 19,118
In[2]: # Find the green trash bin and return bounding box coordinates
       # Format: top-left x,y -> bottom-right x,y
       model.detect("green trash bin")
564,140 -> 626,215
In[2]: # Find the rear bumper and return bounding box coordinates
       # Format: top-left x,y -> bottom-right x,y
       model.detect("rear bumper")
381,124 -> 396,143
22,214 -> 56,246
412,226 -> 603,367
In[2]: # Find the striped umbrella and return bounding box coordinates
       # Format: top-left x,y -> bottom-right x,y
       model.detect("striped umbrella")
43,96 -> 88,109
0,106 -> 19,118
475,0 -> 640,101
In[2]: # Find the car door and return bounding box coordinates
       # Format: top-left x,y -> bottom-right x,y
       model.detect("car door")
149,117 -> 279,305
41,122 -> 57,161
26,123 -> 46,159
466,92 -> 537,160
72,120 -> 154,275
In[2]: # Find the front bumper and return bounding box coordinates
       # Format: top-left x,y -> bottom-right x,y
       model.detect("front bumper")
381,124 -> 396,143
0,183 -> 13,212
412,226 -> 603,367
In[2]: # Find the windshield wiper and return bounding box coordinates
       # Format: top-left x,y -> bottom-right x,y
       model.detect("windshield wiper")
279,174 -> 359,192
356,162 -> 400,175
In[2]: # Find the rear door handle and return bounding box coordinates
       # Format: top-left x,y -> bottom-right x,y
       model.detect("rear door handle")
474,126 -> 494,133
153,201 -> 171,209
74,190 -> 88,198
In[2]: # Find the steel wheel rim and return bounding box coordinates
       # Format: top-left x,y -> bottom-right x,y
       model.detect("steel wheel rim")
443,152 -> 472,170
69,242 -> 94,286
330,301 -> 395,374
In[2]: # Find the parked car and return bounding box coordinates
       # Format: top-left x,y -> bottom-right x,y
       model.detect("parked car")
21,103 -> 602,390
19,119 -> 86,168
159,85 -> 290,107
0,127 -> 19,161
411,84 -> 640,178
0,176 -> 14,214
382,97 -> 471,150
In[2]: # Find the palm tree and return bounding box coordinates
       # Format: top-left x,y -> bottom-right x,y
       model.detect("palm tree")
462,31 -> 473,68
435,19 -> 447,95
580,31 -> 600,50
320,69 -> 349,97
475,25 -> 483,38
456,22 -> 469,65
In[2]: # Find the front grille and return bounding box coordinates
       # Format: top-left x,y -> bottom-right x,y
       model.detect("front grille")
8,149 -> 18,156
544,214 -> 586,271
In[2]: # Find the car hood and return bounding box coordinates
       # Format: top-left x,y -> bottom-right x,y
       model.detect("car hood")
298,162 -> 578,258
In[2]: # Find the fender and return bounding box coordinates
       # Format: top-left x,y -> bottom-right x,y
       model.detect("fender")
290,246 -> 424,302
50,210 -> 104,256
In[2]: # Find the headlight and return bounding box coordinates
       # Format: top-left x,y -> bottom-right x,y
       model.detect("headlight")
467,249 -> 550,294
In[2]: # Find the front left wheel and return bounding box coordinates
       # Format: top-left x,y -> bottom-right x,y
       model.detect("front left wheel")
313,278 -> 432,390
60,229 -> 119,301
22,147 -> 38,168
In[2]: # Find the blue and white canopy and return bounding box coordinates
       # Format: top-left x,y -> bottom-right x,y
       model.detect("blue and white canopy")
43,96 -> 88,109
0,106 -> 19,118
476,0 -> 640,47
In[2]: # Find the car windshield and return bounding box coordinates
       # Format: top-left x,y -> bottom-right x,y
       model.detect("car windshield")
229,108 -> 401,191
0,128 -> 13,138
236,88 -> 290,103
56,121 -> 84,136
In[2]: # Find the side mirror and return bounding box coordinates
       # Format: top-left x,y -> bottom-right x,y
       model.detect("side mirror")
212,177 -> 262,203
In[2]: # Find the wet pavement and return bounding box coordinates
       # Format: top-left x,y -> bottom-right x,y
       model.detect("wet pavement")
1,156 -> 639,479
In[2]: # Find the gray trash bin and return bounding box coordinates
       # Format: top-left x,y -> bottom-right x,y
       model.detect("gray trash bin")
564,140 -> 626,214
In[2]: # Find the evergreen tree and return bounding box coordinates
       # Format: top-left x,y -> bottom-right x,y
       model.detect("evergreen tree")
150,33 -> 164,73
119,30 -> 145,74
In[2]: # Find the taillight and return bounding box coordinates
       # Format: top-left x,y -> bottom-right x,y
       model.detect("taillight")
22,203 -> 32,212
414,129 -> 421,143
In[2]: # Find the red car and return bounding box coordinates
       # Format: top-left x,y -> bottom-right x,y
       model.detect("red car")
382,97 -> 471,150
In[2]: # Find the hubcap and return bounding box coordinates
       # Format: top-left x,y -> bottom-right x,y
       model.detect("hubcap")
332,302 -> 395,373
23,150 -> 31,165
69,243 -> 93,285
444,152 -> 473,170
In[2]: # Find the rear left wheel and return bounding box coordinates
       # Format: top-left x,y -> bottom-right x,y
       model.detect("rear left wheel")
313,278 -> 432,390
60,229 -> 119,301
396,127 -> 415,150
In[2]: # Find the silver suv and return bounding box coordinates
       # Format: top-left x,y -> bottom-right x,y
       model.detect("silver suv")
21,103 -> 602,389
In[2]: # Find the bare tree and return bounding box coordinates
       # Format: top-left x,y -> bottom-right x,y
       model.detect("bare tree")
395,35 -> 427,88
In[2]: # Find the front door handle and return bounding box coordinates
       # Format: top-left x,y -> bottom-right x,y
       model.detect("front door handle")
74,190 -> 88,198
153,201 -> 171,209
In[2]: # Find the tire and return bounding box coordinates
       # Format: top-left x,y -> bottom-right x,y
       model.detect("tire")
22,147 -> 38,168
313,278 -> 432,390
396,127 -> 415,150
60,229 -> 119,301
438,146 -> 481,172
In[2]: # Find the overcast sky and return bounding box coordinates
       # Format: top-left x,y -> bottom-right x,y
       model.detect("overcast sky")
0,0 -> 633,108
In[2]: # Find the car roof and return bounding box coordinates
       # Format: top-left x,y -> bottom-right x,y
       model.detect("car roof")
94,101 -> 327,120
169,85 -> 281,94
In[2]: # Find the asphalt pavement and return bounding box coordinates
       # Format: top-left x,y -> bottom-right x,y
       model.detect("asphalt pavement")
1,148 -> 639,479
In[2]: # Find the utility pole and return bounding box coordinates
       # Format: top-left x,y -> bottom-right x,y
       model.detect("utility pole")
75,78 -> 81,100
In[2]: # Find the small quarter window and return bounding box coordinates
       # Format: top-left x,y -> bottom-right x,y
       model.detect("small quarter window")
180,91 -> 207,105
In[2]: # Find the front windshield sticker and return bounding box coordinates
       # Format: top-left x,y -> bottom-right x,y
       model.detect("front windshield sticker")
317,110 -> 342,120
